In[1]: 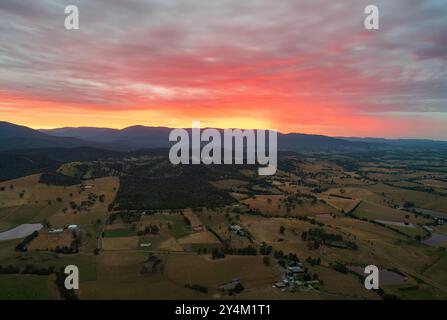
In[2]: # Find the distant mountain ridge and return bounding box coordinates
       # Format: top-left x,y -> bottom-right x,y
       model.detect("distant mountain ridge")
0,121 -> 104,151
340,137 -> 447,149
40,124 -> 373,151
40,125 -> 173,149
1,121 -> 447,152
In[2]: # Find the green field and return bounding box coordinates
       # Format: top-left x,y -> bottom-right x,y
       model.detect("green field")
146,214 -> 191,239
104,228 -> 137,238
0,274 -> 57,300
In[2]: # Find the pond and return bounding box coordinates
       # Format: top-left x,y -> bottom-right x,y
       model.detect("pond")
374,220 -> 414,228
0,223 -> 43,241
423,233 -> 447,246
348,266 -> 406,285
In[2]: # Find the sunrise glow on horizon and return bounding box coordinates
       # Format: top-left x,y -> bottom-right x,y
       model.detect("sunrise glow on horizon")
1,1 -> 446,139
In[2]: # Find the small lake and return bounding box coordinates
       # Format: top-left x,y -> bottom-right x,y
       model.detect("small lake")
348,266 -> 406,285
423,233 -> 447,246
0,224 -> 43,241
374,220 -> 414,228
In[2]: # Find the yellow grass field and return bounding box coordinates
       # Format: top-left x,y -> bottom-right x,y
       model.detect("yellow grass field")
322,197 -> 360,213
164,254 -> 280,291
354,201 -> 430,224
242,195 -> 334,217
420,179 -> 447,189
102,236 -> 140,251
322,187 -> 385,204
178,231 -> 220,245
0,174 -> 119,229
366,183 -> 447,213
28,230 -> 73,251
80,252 -> 280,299
0,174 -> 38,207
158,237 -> 184,251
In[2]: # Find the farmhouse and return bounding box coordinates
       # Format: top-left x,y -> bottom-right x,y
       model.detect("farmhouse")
48,228 -> 64,234
273,281 -> 286,289
192,225 -> 205,232
229,224 -> 248,237
288,266 -> 305,274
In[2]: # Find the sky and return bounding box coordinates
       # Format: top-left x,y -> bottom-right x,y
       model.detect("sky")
0,0 -> 446,139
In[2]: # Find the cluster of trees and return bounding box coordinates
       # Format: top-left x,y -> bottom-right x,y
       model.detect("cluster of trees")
260,242 -> 273,255
331,262 -> 349,274
185,284 -> 209,293
107,212 -> 118,224
69,201 -> 81,212
23,265 -> 55,275
228,283 -> 245,295
0,264 -> 55,275
311,186 -> 328,193
39,172 -> 81,186
52,242 -> 79,254
274,250 -> 299,261
334,158 -> 359,171
211,248 -> 226,260
196,247 -> 218,255
0,154 -> 59,181
296,215 -> 325,227
0,265 -> 21,274
140,255 -> 162,275
83,193 -> 100,207
302,228 -> 358,251
138,224 -> 159,236
223,245 -> 257,256
15,231 -> 39,252
117,211 -> 143,224
308,228 -> 342,242
206,226 -> 224,244
183,215 -> 191,227
274,250 -> 300,268
116,171 -> 234,210
282,192 -> 319,211
66,192 -> 104,214
306,256 -> 321,266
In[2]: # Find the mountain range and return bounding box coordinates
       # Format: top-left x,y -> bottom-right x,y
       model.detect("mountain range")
1,121 -> 447,152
